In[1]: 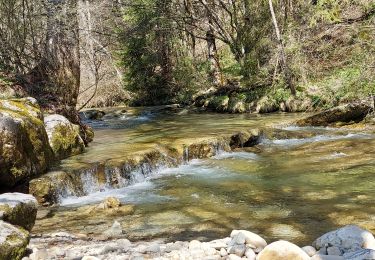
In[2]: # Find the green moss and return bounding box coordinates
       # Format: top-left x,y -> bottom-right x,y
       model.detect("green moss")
50,124 -> 84,159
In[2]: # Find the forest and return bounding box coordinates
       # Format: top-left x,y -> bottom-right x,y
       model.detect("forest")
1,0 -> 374,112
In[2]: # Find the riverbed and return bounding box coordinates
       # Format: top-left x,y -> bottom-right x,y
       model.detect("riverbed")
32,107 -> 375,246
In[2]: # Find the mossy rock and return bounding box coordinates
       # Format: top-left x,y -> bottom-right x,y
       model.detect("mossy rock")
228,97 -> 246,113
0,98 -> 54,188
0,193 -> 38,231
44,114 -> 85,160
256,97 -> 279,113
296,101 -> 373,126
209,95 -> 229,112
0,220 -> 29,260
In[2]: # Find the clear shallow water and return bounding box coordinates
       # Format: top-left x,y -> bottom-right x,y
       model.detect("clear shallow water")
33,108 -> 375,245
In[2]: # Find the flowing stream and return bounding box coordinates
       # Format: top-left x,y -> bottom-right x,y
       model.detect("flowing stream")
33,107 -> 375,246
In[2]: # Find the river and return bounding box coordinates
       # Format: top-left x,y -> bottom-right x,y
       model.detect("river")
32,107 -> 375,246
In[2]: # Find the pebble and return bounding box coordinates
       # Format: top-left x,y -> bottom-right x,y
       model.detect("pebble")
302,245 -> 317,257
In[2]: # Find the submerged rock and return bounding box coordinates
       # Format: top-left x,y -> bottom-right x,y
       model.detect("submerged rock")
0,220 -> 29,260
296,102 -> 372,126
257,240 -> 310,260
0,98 -> 54,188
0,193 -> 38,231
81,109 -> 106,120
313,225 -> 375,253
230,130 -> 262,149
44,114 -> 85,160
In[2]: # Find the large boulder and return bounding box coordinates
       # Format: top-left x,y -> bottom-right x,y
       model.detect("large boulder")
0,193 -> 38,231
0,220 -> 29,260
0,98 -> 54,188
313,225 -> 375,254
256,240 -> 310,260
44,114 -> 85,160
296,102 -> 372,126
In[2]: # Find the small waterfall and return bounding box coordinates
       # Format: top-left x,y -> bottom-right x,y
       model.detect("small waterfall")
35,130 -> 263,205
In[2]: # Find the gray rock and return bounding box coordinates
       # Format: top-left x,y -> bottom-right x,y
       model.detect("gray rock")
228,244 -> 246,257
302,245 -> 317,257
327,246 -> 342,256
232,232 -> 246,245
343,248 -> 375,260
310,255 -> 345,260
313,225 -> 375,253
230,230 -> 267,252
256,240 -> 310,260
44,114 -> 85,160
0,221 -> 29,260
0,193 -> 38,231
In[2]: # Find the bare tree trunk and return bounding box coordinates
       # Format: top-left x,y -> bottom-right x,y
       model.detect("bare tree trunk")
268,0 -> 296,95
31,0 -> 81,122
206,1 -> 221,86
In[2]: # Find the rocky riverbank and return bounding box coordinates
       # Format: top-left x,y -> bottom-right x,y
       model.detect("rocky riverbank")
2,193 -> 375,260
0,97 -> 92,190
26,222 -> 375,260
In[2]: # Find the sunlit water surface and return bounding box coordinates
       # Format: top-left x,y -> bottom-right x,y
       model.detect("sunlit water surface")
33,107 -> 375,245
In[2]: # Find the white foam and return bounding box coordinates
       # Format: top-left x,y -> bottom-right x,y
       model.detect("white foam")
262,133 -> 372,147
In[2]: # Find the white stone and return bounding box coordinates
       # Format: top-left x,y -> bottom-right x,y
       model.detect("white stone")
220,248 -> 228,257
189,240 -> 202,250
81,257 -> 100,260
301,245 -> 317,257
29,249 -> 49,260
256,240 -> 310,260
313,225 -> 375,253
244,248 -> 256,260
227,254 -> 242,260
207,239 -> 227,249
230,230 -> 267,252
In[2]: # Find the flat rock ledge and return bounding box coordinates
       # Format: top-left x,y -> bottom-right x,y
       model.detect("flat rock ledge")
26,225 -> 375,260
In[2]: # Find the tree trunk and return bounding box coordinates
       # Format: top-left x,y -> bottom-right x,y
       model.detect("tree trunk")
31,0 -> 81,123
206,2 -> 221,86
268,0 -> 296,95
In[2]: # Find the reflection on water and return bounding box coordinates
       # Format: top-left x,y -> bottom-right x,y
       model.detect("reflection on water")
33,108 -> 375,246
